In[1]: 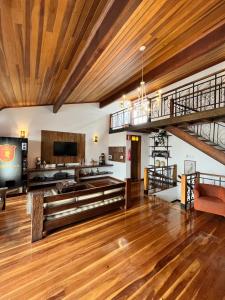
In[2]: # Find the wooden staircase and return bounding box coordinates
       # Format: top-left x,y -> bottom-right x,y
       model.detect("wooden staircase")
166,125 -> 225,165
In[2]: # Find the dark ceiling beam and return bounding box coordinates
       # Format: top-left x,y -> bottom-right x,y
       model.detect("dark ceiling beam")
100,23 -> 225,108
127,107 -> 225,131
53,0 -> 142,113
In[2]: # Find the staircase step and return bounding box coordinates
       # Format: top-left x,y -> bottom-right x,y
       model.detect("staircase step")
202,140 -> 216,145
214,146 -> 225,150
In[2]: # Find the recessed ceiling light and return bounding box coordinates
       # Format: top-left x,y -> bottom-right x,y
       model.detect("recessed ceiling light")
139,45 -> 146,52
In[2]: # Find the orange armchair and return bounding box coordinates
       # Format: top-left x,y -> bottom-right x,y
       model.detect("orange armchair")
194,183 -> 225,217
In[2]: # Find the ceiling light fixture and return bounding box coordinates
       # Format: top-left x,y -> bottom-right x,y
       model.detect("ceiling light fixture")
120,94 -> 132,110
137,45 -> 149,113
156,89 -> 162,105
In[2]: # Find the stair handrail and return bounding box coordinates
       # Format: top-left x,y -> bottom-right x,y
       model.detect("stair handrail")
187,121 -> 225,149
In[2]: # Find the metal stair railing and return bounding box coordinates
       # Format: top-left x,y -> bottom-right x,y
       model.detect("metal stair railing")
187,122 -> 225,150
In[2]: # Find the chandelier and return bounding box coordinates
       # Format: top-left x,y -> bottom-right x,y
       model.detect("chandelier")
137,45 -> 149,114
119,45 -> 149,115
120,94 -> 132,110
138,45 -> 146,100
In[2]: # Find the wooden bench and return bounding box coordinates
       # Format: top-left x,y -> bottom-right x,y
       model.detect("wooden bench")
31,177 -> 131,242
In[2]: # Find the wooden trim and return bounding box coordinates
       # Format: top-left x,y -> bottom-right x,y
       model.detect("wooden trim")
144,168 -> 149,193
31,193 -> 44,242
181,175 -> 187,207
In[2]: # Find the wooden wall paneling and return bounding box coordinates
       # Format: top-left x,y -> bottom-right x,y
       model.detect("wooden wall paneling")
108,147 -> 126,163
41,130 -> 85,164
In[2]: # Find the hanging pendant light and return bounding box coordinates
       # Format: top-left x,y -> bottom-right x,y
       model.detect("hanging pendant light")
156,89 -> 162,105
120,94 -> 132,110
138,45 -> 149,114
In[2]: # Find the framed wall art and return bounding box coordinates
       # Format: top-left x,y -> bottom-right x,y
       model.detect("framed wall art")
184,160 -> 196,175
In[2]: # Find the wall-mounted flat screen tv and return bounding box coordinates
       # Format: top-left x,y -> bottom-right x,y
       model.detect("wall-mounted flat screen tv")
53,141 -> 77,156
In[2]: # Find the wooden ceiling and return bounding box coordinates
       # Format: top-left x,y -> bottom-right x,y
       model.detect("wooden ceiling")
0,0 -> 225,112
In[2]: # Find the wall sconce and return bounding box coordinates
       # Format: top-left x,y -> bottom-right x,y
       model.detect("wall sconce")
92,135 -> 98,143
20,130 -> 26,138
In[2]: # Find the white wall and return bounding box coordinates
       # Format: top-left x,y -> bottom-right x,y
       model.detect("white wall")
108,132 -> 127,180
0,102 -> 148,181
0,103 -> 109,168
108,131 -> 149,180
149,61 -> 225,98
145,61 -> 225,201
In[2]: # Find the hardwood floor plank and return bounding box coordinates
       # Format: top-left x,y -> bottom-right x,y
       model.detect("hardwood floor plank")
0,194 -> 224,299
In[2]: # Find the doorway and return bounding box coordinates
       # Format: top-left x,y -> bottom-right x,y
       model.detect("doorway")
131,136 -> 141,180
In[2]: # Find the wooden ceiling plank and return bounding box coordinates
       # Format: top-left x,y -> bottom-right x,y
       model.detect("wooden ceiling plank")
67,0 -> 174,101
69,0 -> 225,103
100,22 -> 225,108
45,0 -> 110,104
53,0 -> 142,113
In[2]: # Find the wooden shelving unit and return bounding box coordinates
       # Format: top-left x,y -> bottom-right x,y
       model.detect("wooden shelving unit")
27,164 -> 113,190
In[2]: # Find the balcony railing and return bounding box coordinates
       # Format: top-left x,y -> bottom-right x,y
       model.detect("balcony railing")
110,69 -> 225,131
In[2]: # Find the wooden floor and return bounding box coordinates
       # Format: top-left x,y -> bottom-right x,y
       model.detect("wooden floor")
0,192 -> 225,300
